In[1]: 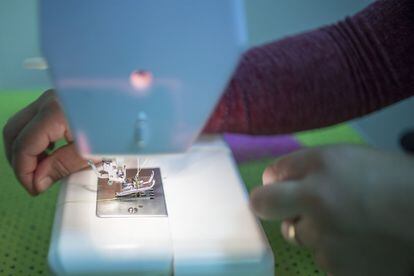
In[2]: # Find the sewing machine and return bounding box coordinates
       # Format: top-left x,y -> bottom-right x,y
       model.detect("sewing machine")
40,1 -> 274,275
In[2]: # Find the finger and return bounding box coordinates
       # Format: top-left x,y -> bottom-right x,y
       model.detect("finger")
33,143 -> 89,193
280,219 -> 301,246
11,104 -> 68,195
314,250 -> 334,273
3,89 -> 55,164
250,181 -> 306,220
312,237 -> 354,276
262,148 -> 323,185
281,217 -> 319,248
64,128 -> 74,142
3,99 -> 39,164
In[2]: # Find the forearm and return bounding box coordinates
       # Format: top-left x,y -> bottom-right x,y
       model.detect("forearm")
204,0 -> 414,134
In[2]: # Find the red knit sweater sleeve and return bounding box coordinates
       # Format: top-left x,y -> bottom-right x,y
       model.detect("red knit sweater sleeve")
204,0 -> 414,134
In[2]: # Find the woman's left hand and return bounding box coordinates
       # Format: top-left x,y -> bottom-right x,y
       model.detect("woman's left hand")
250,145 -> 414,276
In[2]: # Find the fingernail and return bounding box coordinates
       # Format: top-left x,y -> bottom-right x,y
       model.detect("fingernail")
36,177 -> 53,193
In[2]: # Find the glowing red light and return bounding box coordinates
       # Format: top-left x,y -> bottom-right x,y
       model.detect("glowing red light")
130,70 -> 153,90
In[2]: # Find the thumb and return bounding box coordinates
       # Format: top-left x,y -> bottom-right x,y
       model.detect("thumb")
33,143 -> 89,193
250,180 -> 305,220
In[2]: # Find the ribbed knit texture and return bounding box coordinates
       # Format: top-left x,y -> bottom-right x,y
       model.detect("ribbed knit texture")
204,0 -> 414,134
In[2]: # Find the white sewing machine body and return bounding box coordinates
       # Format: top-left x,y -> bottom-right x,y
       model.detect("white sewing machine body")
40,0 -> 247,156
40,1 -> 274,275
48,137 -> 274,275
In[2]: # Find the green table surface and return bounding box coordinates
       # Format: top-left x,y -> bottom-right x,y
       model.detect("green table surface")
0,91 -> 364,276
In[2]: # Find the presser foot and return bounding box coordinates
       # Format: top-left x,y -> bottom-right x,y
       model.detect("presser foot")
96,168 -> 167,217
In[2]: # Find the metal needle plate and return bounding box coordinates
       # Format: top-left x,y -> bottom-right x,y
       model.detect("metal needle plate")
96,168 -> 167,217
